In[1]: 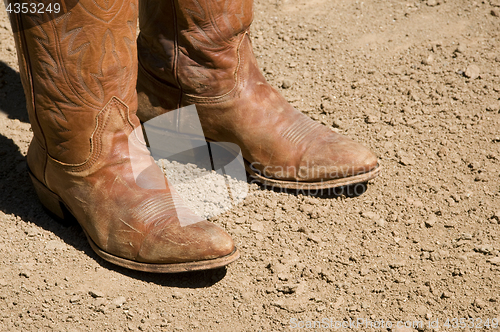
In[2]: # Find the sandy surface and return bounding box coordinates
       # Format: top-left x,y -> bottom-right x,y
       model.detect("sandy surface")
0,0 -> 499,331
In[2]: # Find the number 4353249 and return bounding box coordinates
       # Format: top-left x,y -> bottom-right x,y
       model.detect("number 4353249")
443,318 -> 499,329
6,2 -> 61,14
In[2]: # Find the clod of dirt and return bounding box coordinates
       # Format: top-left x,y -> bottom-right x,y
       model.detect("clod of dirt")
365,114 -> 379,124
281,79 -> 293,89
112,296 -> 127,308
475,244 -> 494,254
455,43 -> 466,53
441,291 -> 453,299
361,211 -> 381,220
45,240 -> 67,250
276,283 -> 303,294
492,211 -> 500,223
399,155 -> 415,166
464,64 -> 480,79
474,298 -> 487,309
491,8 -> 500,17
389,260 -> 406,269
250,222 -> 264,232
425,215 -> 437,228
89,290 -> 105,298
487,257 -> 500,265
234,216 -> 247,224
271,299 -> 306,313
69,295 -> 80,304
422,54 -> 434,65
359,268 -> 370,276
486,103 -> 500,112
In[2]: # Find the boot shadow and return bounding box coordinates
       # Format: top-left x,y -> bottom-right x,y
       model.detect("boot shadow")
0,61 -> 28,122
247,172 -> 369,199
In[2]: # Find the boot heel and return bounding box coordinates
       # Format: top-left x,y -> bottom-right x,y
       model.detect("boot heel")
28,171 -> 76,225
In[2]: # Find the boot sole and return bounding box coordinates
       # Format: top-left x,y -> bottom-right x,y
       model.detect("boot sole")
245,161 -> 382,191
28,169 -> 240,273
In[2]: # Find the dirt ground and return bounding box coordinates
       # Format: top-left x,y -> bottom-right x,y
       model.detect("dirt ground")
1,0 -> 500,331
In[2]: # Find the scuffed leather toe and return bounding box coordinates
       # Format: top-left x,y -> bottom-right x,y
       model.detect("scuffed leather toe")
297,132 -> 378,181
138,219 -> 235,264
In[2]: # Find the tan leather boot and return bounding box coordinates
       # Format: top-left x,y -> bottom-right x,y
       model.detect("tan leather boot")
136,0 -> 381,190
8,0 -> 238,272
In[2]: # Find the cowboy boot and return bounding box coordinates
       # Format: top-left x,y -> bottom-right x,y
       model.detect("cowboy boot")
136,0 -> 381,190
8,0 -> 238,272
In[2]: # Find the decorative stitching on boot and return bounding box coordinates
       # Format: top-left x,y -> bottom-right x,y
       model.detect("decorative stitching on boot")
280,116 -> 324,146
132,194 -> 178,225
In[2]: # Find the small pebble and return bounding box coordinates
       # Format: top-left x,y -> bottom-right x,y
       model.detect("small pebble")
282,79 -> 293,89
464,64 -> 480,79
492,211 -> 500,222
112,296 -> 127,308
172,291 -> 184,299
361,211 -> 381,220
250,222 -> 264,233
486,257 -> 500,266
486,103 -> 500,112
69,295 -> 80,304
455,44 -> 466,53
389,260 -> 406,268
365,114 -> 379,124
475,244 -> 493,254
399,155 -> 415,166
95,298 -> 107,307
460,233 -> 473,240
425,215 -> 437,228
89,290 -> 105,298
422,54 -> 434,65
441,291 -> 453,299
271,299 -> 306,313
234,216 -> 247,224
360,268 -> 370,276
306,234 -> 321,243
376,218 -> 387,227
491,8 -> 500,17
474,298 -> 487,309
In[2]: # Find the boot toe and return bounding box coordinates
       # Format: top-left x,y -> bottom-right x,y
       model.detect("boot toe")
299,132 -> 379,181
138,219 -> 235,264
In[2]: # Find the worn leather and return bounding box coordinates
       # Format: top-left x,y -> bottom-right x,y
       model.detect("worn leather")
137,0 -> 378,182
10,0 -> 234,264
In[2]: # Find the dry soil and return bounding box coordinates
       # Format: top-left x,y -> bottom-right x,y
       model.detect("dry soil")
0,0 -> 499,331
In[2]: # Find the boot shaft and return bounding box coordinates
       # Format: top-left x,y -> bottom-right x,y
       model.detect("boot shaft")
9,0 -> 139,165
138,0 -> 254,98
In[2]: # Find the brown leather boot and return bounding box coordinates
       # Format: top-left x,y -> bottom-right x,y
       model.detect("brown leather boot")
8,0 -> 238,272
136,0 -> 381,190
